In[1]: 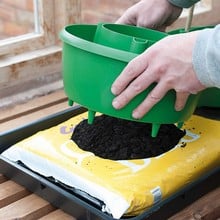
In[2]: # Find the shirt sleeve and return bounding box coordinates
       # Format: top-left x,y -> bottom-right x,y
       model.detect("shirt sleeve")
168,0 -> 200,8
192,25 -> 220,88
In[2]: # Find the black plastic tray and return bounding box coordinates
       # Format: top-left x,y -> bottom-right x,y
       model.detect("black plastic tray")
0,106 -> 219,220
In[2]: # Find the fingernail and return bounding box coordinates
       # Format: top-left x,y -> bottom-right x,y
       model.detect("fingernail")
112,99 -> 120,109
132,111 -> 141,119
175,105 -> 183,111
111,86 -> 117,95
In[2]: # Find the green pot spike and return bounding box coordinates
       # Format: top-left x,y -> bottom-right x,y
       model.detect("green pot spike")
88,109 -> 96,124
177,121 -> 184,129
152,123 -> 161,138
68,99 -> 74,106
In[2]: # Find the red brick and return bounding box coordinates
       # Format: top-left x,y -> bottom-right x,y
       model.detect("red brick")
80,0 -> 139,23
0,4 -> 16,21
2,0 -> 27,10
0,0 -> 34,39
4,21 -> 28,37
26,0 -> 34,11
82,11 -> 116,24
0,0 -> 139,39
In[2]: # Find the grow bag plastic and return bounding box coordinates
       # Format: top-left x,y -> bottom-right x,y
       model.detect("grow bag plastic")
2,109 -> 219,219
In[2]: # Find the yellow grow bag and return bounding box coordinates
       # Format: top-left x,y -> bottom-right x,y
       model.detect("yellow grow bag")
2,112 -> 220,219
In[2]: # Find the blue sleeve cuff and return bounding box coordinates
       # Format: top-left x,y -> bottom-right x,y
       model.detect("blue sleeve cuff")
168,0 -> 200,8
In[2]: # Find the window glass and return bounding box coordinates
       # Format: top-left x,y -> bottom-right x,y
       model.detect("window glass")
0,0 -> 36,41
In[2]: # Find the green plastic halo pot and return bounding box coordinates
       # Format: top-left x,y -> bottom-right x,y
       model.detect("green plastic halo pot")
59,24 -> 200,137
94,23 -> 168,53
198,88 -> 220,107
167,25 -> 214,35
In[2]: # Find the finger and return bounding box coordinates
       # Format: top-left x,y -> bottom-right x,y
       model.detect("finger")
156,25 -> 166,32
115,15 -> 132,25
175,92 -> 190,111
115,15 -> 127,24
115,9 -> 136,25
111,54 -> 148,96
132,81 -> 170,119
112,69 -> 156,109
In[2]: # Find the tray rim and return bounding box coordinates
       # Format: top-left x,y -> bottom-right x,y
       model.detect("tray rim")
0,106 -> 219,220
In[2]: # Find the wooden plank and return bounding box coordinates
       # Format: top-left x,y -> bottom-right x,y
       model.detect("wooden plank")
0,90 -> 81,133
0,174 -> 7,184
0,89 -> 67,123
0,180 -> 30,208
39,209 -> 76,220
0,194 -> 55,219
169,187 -> 220,220
0,101 -> 71,133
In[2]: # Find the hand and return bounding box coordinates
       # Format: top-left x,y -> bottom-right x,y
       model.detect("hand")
116,0 -> 182,31
111,31 -> 206,119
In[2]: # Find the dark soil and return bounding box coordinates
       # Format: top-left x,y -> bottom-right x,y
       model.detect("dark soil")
71,115 -> 186,160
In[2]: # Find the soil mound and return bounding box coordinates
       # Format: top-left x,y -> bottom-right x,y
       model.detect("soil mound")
71,115 -> 185,160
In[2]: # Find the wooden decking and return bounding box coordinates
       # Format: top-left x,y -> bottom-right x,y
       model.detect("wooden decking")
0,90 -> 75,219
0,175 -> 75,219
0,89 -> 219,219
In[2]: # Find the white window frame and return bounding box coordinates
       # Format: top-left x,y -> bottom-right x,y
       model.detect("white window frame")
0,0 -> 81,103
0,0 -> 81,56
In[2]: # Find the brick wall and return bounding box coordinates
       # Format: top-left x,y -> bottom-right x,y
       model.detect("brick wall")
0,0 -> 138,40
80,0 -> 220,27
0,0 -> 34,40
0,0 -> 219,40
81,0 -> 139,24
